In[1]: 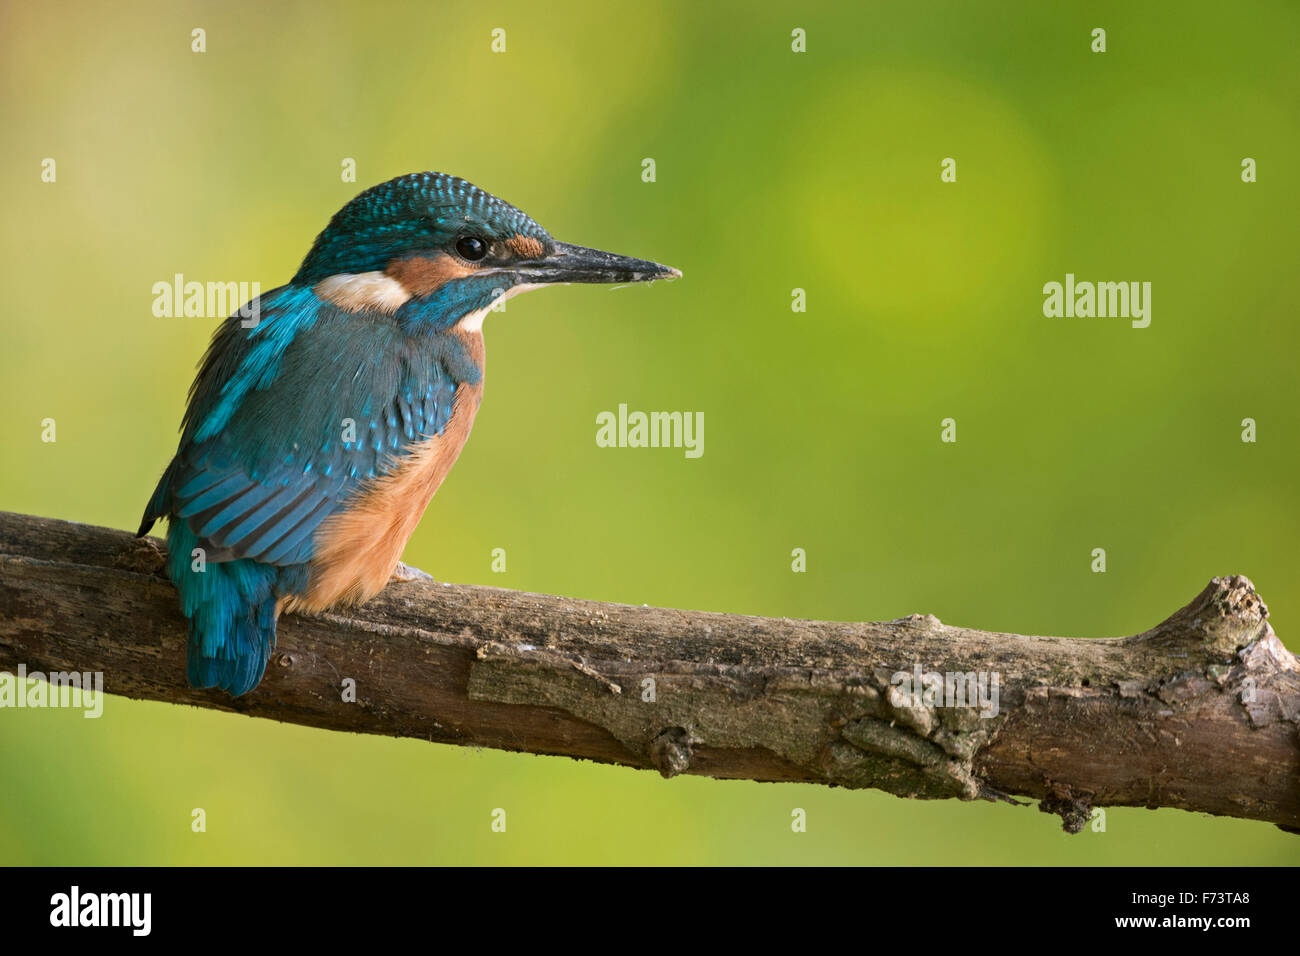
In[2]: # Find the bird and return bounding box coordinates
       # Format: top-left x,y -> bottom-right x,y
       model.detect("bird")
138,171 -> 680,696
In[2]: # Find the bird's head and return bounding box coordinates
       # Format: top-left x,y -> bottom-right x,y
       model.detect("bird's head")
295,171 -> 679,330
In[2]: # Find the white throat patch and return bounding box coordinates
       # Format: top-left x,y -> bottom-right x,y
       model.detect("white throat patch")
456,282 -> 547,333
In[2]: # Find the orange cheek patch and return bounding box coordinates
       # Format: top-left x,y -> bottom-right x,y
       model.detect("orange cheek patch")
386,253 -> 480,297
504,235 -> 546,260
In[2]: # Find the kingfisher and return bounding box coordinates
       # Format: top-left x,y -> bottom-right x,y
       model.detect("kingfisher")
138,171 -> 679,696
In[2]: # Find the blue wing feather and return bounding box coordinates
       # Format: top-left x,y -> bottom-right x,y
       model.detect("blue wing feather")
145,287 -> 470,566
138,284 -> 479,694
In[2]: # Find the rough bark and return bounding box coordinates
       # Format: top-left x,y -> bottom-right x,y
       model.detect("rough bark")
0,510 -> 1295,832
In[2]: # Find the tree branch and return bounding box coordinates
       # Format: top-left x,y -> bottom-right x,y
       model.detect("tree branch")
0,510 -> 1295,832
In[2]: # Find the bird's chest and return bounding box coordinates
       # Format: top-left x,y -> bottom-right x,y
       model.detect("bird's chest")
296,330 -> 485,610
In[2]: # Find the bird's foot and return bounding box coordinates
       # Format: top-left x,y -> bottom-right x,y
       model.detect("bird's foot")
389,561 -> 435,584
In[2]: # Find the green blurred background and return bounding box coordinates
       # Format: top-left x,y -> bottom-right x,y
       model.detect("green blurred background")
2,0 -> 1297,864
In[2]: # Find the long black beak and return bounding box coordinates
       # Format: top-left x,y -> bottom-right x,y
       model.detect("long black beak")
512,240 -> 681,285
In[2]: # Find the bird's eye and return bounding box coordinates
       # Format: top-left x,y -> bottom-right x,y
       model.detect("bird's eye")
456,236 -> 489,261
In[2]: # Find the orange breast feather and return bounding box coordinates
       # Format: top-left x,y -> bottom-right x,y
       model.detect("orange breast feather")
284,333 -> 485,613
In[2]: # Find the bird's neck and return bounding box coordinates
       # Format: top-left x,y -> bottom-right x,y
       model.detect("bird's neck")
311,268 -> 507,337
394,275 -> 504,336
408,319 -> 485,389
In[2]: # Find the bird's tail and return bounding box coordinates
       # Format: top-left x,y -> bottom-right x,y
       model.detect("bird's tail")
167,521 -> 280,696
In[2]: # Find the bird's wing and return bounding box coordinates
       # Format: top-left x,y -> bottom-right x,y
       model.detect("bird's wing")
144,288 -> 473,567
